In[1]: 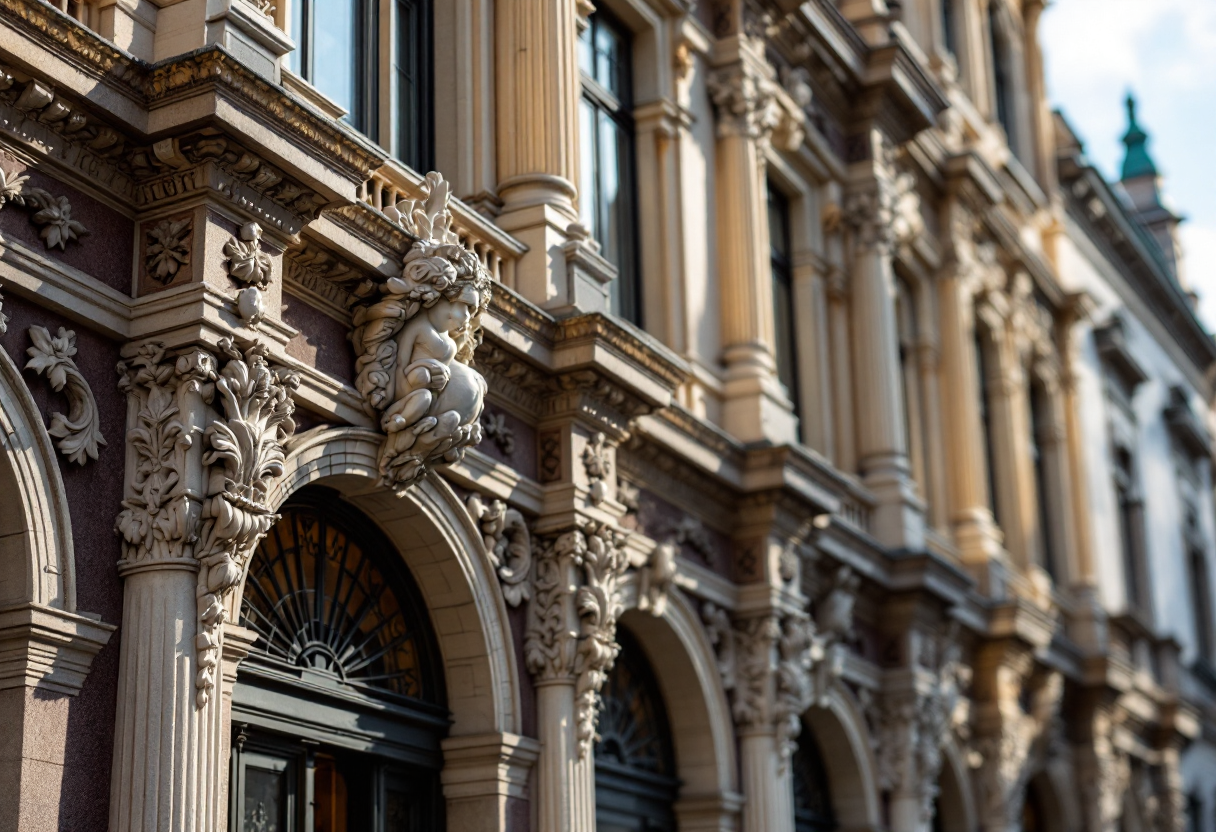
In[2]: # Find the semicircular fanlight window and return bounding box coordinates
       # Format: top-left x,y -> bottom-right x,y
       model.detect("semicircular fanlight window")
240,498 -> 438,703
594,628 -> 676,777
793,728 -> 837,832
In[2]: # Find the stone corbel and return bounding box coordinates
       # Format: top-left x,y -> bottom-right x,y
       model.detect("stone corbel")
0,602 -> 113,695
351,172 -> 493,493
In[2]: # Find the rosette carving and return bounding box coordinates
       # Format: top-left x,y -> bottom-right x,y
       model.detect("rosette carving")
352,172 -> 492,492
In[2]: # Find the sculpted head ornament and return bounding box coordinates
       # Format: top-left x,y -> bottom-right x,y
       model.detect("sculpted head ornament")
352,172 -> 492,492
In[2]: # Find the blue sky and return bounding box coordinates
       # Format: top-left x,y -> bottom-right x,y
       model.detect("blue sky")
1040,0 -> 1216,330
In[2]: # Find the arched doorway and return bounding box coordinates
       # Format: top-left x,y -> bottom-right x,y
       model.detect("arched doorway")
793,730 -> 837,832
229,487 -> 448,831
594,626 -> 680,831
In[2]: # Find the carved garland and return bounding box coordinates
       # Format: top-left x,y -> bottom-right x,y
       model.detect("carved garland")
25,326 -> 105,464
351,172 -> 492,493
466,493 -> 532,607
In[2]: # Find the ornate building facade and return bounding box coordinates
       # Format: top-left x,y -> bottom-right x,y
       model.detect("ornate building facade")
0,0 -> 1214,831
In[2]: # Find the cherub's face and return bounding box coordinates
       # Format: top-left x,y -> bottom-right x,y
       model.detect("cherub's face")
428,296 -> 473,332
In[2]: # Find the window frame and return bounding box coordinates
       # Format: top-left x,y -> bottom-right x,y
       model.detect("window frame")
288,0 -> 433,170
768,182 -> 802,433
579,7 -> 642,325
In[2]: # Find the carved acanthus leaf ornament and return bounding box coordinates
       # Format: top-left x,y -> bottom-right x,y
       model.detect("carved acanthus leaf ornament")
0,168 -> 88,249
25,326 -> 105,464
352,172 -> 492,492
525,521 -> 630,758
466,493 -> 532,607
193,339 -> 298,707
114,339 -> 298,709
702,605 -> 819,767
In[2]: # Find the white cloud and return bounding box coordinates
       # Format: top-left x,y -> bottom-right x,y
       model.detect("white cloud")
1043,0 -> 1216,330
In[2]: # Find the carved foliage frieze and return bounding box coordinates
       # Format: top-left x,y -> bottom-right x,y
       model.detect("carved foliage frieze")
25,326 -> 105,465
350,172 -> 492,493
224,221 -> 274,324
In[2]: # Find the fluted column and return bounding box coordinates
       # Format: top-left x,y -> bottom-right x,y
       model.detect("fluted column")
939,265 -> 1003,569
703,608 -> 815,832
844,132 -> 924,549
525,522 -> 629,832
708,36 -> 801,444
495,0 -> 590,312
110,342 -> 297,832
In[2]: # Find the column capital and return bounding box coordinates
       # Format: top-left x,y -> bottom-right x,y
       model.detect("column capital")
524,519 -> 630,759
707,40 -> 805,151
701,604 -> 827,768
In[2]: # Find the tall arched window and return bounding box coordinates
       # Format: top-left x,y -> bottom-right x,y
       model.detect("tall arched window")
230,488 -> 447,832
579,7 -> 641,324
1185,502 -> 1215,665
792,730 -> 836,832
594,628 -> 678,831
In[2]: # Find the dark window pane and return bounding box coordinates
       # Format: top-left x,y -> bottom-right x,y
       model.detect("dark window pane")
394,0 -> 431,170
579,9 -> 639,325
244,766 -> 287,832
768,184 -> 799,427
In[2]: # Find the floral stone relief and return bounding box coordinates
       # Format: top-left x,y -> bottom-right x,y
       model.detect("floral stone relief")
24,325 -> 106,464
352,172 -> 491,492
0,168 -> 88,250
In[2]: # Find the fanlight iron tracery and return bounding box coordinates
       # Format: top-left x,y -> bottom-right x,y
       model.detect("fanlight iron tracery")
240,493 -> 441,703
793,729 -> 837,832
594,627 -> 679,832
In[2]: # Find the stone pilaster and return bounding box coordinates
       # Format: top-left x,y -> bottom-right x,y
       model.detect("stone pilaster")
110,340 -> 297,832
708,35 -> 802,445
844,131 -> 924,549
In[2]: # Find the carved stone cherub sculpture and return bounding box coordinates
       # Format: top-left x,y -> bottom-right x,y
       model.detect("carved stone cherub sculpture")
352,172 -> 492,492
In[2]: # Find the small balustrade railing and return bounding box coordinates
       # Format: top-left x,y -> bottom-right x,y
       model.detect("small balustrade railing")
358,160 -> 524,289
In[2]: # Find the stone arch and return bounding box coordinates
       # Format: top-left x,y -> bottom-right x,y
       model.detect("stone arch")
1021,760 -> 1078,832
0,338 -> 73,612
256,425 -> 521,738
933,739 -> 978,832
613,590 -> 741,825
0,339 -> 111,831
802,683 -> 883,830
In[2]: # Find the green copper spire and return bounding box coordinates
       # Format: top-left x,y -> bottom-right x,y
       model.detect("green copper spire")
1120,93 -> 1158,180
